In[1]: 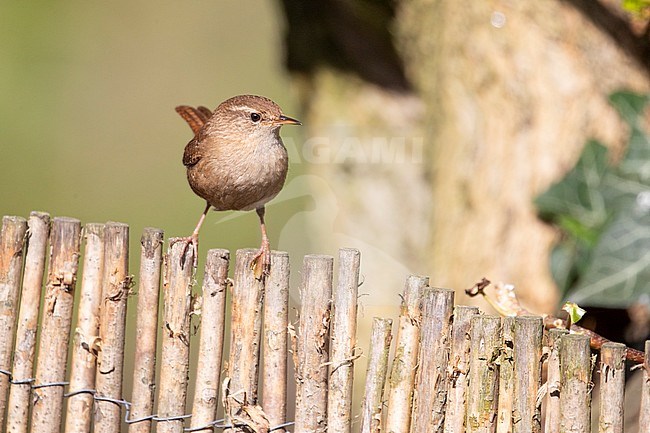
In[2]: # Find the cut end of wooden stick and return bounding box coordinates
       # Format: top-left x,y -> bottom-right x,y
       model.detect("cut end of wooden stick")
304,253 -> 335,261
141,227 -> 164,254
29,210 -> 51,221
206,248 -> 230,261
338,247 -> 361,261
3,215 -> 28,225
52,216 -> 81,225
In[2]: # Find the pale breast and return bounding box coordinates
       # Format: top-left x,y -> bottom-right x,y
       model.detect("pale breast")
187,137 -> 289,212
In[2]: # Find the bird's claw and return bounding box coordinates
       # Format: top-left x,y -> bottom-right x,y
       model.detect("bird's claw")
170,234 -> 199,269
250,242 -> 271,281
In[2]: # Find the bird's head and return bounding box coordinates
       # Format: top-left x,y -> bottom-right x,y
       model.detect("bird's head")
214,94 -> 301,141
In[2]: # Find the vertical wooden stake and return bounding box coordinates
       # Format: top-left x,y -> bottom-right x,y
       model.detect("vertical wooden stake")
411,287 -> 454,432
640,340 -> 650,433
157,239 -> 194,433
496,316 -> 515,433
64,223 -> 105,433
262,251 -> 290,429
6,212 -> 48,433
31,217 -> 81,433
598,342 -> 626,433
128,227 -> 164,433
224,249 -> 266,433
559,334 -> 592,433
0,215 -> 28,428
191,249 -> 229,432
294,254 -> 334,433
384,275 -> 427,433
94,222 -> 130,433
545,328 -> 568,433
512,316 -> 543,433
443,305 -> 479,433
327,248 -> 360,433
359,318 -> 393,433
466,315 -> 501,433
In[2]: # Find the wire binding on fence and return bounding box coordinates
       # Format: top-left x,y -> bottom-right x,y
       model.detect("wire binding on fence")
0,368 -> 294,432
2,212 -> 647,432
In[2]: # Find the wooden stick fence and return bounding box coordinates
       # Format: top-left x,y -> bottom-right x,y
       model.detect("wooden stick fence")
0,213 -> 648,433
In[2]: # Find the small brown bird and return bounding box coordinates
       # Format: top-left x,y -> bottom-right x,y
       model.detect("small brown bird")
175,94 -> 301,278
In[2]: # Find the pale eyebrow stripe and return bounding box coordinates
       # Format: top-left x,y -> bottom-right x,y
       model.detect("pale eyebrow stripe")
230,105 -> 252,112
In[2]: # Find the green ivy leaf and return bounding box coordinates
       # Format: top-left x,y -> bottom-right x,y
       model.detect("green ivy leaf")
568,204 -> 650,307
562,301 -> 587,323
620,126 -> 650,184
549,240 -> 590,298
537,90 -> 650,308
609,91 -> 649,127
535,140 -> 610,229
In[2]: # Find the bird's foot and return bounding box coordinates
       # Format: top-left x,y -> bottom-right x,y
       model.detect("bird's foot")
170,233 -> 199,269
250,240 -> 271,281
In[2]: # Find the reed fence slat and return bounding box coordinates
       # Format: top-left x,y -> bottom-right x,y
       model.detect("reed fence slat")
0,211 -> 647,433
359,318 -> 393,433
94,222 -> 130,433
0,215 -> 28,427
224,248 -> 266,433
65,222 -> 105,433
30,217 -> 81,433
443,305 -> 479,433
262,251 -> 290,428
384,275 -> 428,433
544,328 -> 569,433
6,212 -> 49,433
512,316 -> 543,433
598,342 -> 626,433
559,334 -> 592,433
466,315 -> 501,433
411,287 -> 454,432
327,247 -> 360,433
157,239 -> 194,433
294,254 -> 334,433
640,340 -> 650,433
129,227 -> 164,433
496,316 -> 515,433
191,248 -> 229,432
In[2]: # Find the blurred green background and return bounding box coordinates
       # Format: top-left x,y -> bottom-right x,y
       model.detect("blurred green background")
0,0 -> 306,258
0,1 -> 311,422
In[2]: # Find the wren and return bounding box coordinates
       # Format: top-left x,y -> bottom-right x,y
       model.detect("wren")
175,94 -> 301,278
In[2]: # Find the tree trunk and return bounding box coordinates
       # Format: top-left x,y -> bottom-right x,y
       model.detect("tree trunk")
395,0 -> 649,312
280,0 -> 649,315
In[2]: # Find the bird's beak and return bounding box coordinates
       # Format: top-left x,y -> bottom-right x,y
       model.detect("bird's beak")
276,115 -> 302,126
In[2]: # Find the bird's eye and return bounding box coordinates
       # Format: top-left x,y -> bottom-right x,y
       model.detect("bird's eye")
250,112 -> 261,123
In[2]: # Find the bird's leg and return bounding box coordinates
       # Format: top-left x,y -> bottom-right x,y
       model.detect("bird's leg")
171,202 -> 210,268
251,206 -> 271,280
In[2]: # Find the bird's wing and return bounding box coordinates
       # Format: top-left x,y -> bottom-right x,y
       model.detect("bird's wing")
175,105 -> 210,135
182,135 -> 202,167
176,105 -> 214,167
197,106 -> 213,119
